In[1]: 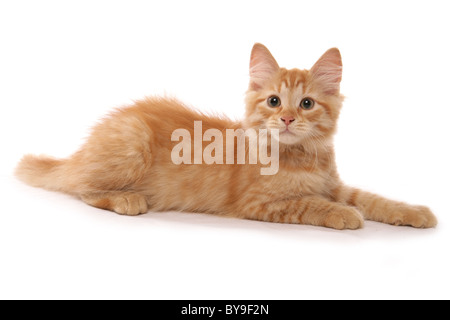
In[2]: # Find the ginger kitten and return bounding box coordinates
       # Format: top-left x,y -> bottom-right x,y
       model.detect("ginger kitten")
15,43 -> 437,230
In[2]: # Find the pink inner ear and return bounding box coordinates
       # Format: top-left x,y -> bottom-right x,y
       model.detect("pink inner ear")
249,80 -> 263,91
310,48 -> 343,95
249,44 -> 279,89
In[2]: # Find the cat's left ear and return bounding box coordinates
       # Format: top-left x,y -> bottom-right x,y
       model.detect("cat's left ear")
310,48 -> 343,95
249,43 -> 280,90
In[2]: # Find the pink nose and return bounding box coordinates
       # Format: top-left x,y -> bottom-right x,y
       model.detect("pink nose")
280,116 -> 295,125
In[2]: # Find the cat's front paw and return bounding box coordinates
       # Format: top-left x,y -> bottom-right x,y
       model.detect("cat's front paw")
386,205 -> 437,228
323,207 -> 364,230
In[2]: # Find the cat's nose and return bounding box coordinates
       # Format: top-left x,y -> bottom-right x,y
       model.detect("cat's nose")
280,116 -> 295,125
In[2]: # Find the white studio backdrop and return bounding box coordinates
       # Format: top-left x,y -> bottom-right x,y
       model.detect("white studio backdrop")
0,0 -> 449,299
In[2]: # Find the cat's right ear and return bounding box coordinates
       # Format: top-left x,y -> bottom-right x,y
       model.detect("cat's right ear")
249,43 -> 280,91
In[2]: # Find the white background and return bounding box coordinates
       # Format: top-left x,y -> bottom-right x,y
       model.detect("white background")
1,0 -> 449,300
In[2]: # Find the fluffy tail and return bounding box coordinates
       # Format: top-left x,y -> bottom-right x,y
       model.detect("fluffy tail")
15,154 -> 70,193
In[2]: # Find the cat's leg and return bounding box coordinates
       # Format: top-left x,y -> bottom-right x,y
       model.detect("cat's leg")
69,111 -> 154,216
236,195 -> 364,230
335,186 -> 437,228
81,192 -> 149,216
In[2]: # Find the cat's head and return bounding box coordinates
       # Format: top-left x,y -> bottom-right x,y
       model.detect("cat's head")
244,43 -> 344,146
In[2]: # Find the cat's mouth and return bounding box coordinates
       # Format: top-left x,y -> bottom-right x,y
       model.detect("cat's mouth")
280,128 -> 296,135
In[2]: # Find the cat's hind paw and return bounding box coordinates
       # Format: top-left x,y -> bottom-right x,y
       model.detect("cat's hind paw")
81,192 -> 149,216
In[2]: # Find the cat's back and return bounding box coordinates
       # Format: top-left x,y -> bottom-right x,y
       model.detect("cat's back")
132,96 -> 236,134
92,96 -> 237,153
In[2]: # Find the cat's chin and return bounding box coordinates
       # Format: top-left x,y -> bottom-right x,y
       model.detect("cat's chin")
274,130 -> 303,145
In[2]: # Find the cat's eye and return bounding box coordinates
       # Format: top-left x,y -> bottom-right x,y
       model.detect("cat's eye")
267,96 -> 281,108
300,98 -> 315,110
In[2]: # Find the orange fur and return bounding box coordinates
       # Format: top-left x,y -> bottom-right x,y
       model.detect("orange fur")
15,44 -> 437,229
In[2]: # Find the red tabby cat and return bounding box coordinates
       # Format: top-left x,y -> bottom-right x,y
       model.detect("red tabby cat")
16,43 -> 437,230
